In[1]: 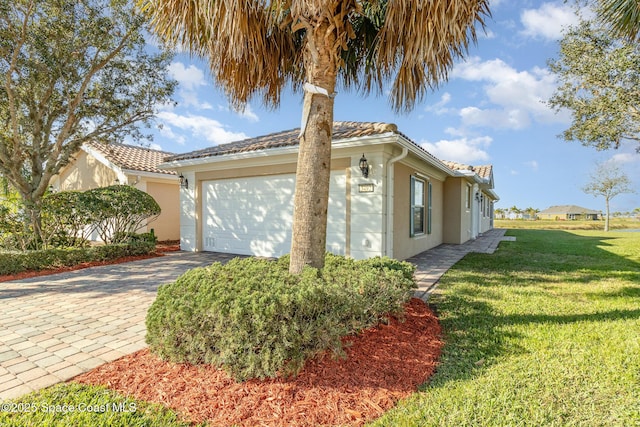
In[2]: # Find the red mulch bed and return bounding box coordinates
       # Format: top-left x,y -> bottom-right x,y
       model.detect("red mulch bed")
0,241 -> 180,283
74,298 -> 443,426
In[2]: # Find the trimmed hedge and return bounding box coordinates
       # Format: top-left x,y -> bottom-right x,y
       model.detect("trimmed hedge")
0,235 -> 156,276
146,253 -> 416,381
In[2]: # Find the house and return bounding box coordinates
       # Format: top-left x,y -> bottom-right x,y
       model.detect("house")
51,141 -> 180,241
538,205 -> 602,221
160,121 -> 499,260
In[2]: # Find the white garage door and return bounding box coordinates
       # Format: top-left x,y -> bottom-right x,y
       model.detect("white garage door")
202,172 -> 346,257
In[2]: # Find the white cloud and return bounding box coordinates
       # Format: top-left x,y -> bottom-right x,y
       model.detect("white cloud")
158,124 -> 186,145
525,160 -> 539,171
420,135 -> 492,164
520,3 -> 580,41
167,62 -> 215,110
425,92 -> 453,115
233,104 -> 260,122
479,28 -> 496,40
460,107 -> 531,130
609,152 -> 640,165
452,57 -> 568,129
168,62 -> 207,90
156,112 -> 248,145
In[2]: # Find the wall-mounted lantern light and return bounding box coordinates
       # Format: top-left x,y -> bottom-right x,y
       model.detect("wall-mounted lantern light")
359,154 -> 369,178
475,192 -> 481,201
179,173 -> 189,189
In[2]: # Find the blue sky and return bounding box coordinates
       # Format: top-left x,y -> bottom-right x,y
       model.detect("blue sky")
145,0 -> 639,214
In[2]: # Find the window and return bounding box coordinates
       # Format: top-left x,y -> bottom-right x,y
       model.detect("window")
411,176 -> 431,237
427,181 -> 432,234
410,176 -> 424,236
465,185 -> 471,209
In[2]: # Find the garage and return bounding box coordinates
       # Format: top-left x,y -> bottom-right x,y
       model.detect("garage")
202,172 -> 346,257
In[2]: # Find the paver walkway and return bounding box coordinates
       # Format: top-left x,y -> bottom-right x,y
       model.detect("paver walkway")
410,228 -> 509,300
0,229 -> 510,401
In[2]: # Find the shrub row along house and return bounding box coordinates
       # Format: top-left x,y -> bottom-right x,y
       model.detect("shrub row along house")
53,122 -> 498,261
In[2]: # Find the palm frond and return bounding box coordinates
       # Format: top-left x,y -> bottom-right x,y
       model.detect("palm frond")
138,0 -> 490,112
599,0 -> 640,41
372,0 -> 490,111
138,0 -> 299,107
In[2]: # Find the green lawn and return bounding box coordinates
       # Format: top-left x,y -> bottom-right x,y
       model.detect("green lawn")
3,229 -> 639,426
370,229 -> 640,427
0,383 -> 191,427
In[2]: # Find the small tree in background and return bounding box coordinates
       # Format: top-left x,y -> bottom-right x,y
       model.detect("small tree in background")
583,162 -> 635,231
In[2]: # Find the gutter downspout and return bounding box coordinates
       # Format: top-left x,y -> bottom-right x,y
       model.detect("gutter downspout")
385,146 -> 409,257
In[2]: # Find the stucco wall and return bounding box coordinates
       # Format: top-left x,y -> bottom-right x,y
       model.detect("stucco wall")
145,181 -> 180,241
56,151 -> 117,190
443,178 -> 466,244
392,162 -> 444,260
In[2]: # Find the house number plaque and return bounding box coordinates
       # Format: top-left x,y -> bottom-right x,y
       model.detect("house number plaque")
358,183 -> 375,193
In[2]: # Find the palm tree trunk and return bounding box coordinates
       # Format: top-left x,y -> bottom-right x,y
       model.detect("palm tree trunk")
289,23 -> 338,274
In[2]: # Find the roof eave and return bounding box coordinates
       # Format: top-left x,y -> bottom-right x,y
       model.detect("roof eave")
159,131 -> 462,179
121,169 -> 179,180
159,132 -> 404,170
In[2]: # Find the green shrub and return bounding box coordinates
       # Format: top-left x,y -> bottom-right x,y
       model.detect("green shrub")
88,186 -> 161,244
1,186 -> 161,250
145,254 -> 416,381
0,238 -> 156,275
41,191 -> 99,248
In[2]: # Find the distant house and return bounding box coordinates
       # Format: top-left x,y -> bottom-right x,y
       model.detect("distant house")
51,141 -> 180,241
160,121 -> 499,260
538,205 -> 602,221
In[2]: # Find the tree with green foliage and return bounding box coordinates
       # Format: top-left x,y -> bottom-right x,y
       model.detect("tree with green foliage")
524,207 -> 539,220
547,17 -> 639,152
583,162 -> 635,231
508,205 -> 522,219
138,0 -> 490,273
0,0 -> 176,245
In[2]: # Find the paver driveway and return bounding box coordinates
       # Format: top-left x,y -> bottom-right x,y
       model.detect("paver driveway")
0,251 -> 235,400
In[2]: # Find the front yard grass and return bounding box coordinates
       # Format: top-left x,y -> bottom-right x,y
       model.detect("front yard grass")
0,383 -> 192,427
370,229 -> 640,426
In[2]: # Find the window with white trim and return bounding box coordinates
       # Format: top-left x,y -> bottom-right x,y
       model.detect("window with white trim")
427,181 -> 432,234
410,176 -> 424,236
410,176 -> 431,236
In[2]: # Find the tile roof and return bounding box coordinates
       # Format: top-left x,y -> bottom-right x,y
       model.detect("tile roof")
166,121 -> 404,162
442,161 -> 493,179
539,205 -> 601,215
85,141 -> 176,176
